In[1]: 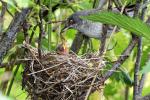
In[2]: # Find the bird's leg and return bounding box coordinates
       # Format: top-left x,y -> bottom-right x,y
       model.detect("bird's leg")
71,32 -> 84,53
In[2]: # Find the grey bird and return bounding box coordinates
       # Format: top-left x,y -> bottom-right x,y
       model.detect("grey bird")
61,8 -> 135,39
61,9 -> 111,39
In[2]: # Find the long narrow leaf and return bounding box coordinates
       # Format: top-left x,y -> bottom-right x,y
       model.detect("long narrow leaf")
81,11 -> 150,40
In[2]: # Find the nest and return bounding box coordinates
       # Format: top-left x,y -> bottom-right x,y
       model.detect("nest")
22,44 -> 105,100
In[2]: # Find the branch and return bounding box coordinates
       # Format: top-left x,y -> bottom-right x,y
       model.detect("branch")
65,0 -> 76,12
101,36 -> 138,82
0,8 -> 31,64
38,3 -> 43,58
134,37 -> 142,99
0,60 -> 21,68
138,74 -> 146,96
138,0 -> 148,96
125,86 -> 129,100
99,24 -> 107,56
137,93 -> 150,100
29,24 -> 38,44
97,0 -> 107,10
133,0 -> 146,99
0,1 -> 7,40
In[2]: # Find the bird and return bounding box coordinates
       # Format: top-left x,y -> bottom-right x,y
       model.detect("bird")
56,42 -> 69,55
61,7 -> 135,39
61,9 -> 112,39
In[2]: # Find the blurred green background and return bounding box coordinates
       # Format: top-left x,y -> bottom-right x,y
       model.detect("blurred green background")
0,0 -> 150,100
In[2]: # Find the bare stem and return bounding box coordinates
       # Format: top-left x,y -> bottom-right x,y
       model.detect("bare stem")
133,37 -> 142,99
38,1 -> 43,58
138,0 -> 148,96
138,74 -> 146,96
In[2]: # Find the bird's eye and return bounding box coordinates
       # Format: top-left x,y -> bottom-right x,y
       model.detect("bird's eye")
69,19 -> 74,24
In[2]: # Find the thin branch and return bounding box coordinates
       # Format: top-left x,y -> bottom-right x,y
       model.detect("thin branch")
6,64 -> 21,96
0,59 -> 15,93
65,0 -> 76,12
0,1 -> 7,40
29,25 -> 38,44
138,74 -> 146,96
93,0 -> 97,8
133,1 -> 142,99
134,37 -> 142,99
84,73 -> 98,100
138,0 -> 148,96
48,0 -> 52,50
125,86 -> 129,100
23,21 -> 30,43
47,20 -> 65,24
0,60 -> 21,68
0,0 -> 14,17
97,0 -> 107,10
105,1 -> 127,54
38,2 -> 44,58
113,0 -> 122,11
6,7 -> 14,17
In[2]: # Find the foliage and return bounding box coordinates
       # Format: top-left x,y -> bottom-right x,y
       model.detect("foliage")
0,0 -> 150,100
140,60 -> 150,74
82,11 -> 150,40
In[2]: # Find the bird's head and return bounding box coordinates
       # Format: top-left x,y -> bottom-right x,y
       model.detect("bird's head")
60,10 -> 104,39
61,10 -> 97,32
61,13 -> 82,32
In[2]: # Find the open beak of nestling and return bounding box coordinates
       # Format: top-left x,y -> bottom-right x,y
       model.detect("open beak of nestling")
56,42 -> 69,55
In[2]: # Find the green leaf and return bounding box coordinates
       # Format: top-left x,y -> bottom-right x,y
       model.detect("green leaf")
140,60 -> 150,74
104,84 -> 117,95
16,32 -> 24,44
120,0 -> 136,6
111,68 -> 133,86
141,45 -> 150,67
113,31 -> 130,55
15,0 -> 31,8
119,68 -> 133,86
3,0 -> 21,12
88,90 -> 102,100
105,62 -> 133,86
81,11 -> 150,40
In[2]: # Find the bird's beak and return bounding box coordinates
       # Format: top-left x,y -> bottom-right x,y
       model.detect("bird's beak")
60,19 -> 69,33
60,25 -> 69,33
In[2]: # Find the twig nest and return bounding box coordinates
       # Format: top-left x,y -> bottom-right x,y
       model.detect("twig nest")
22,44 -> 105,100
